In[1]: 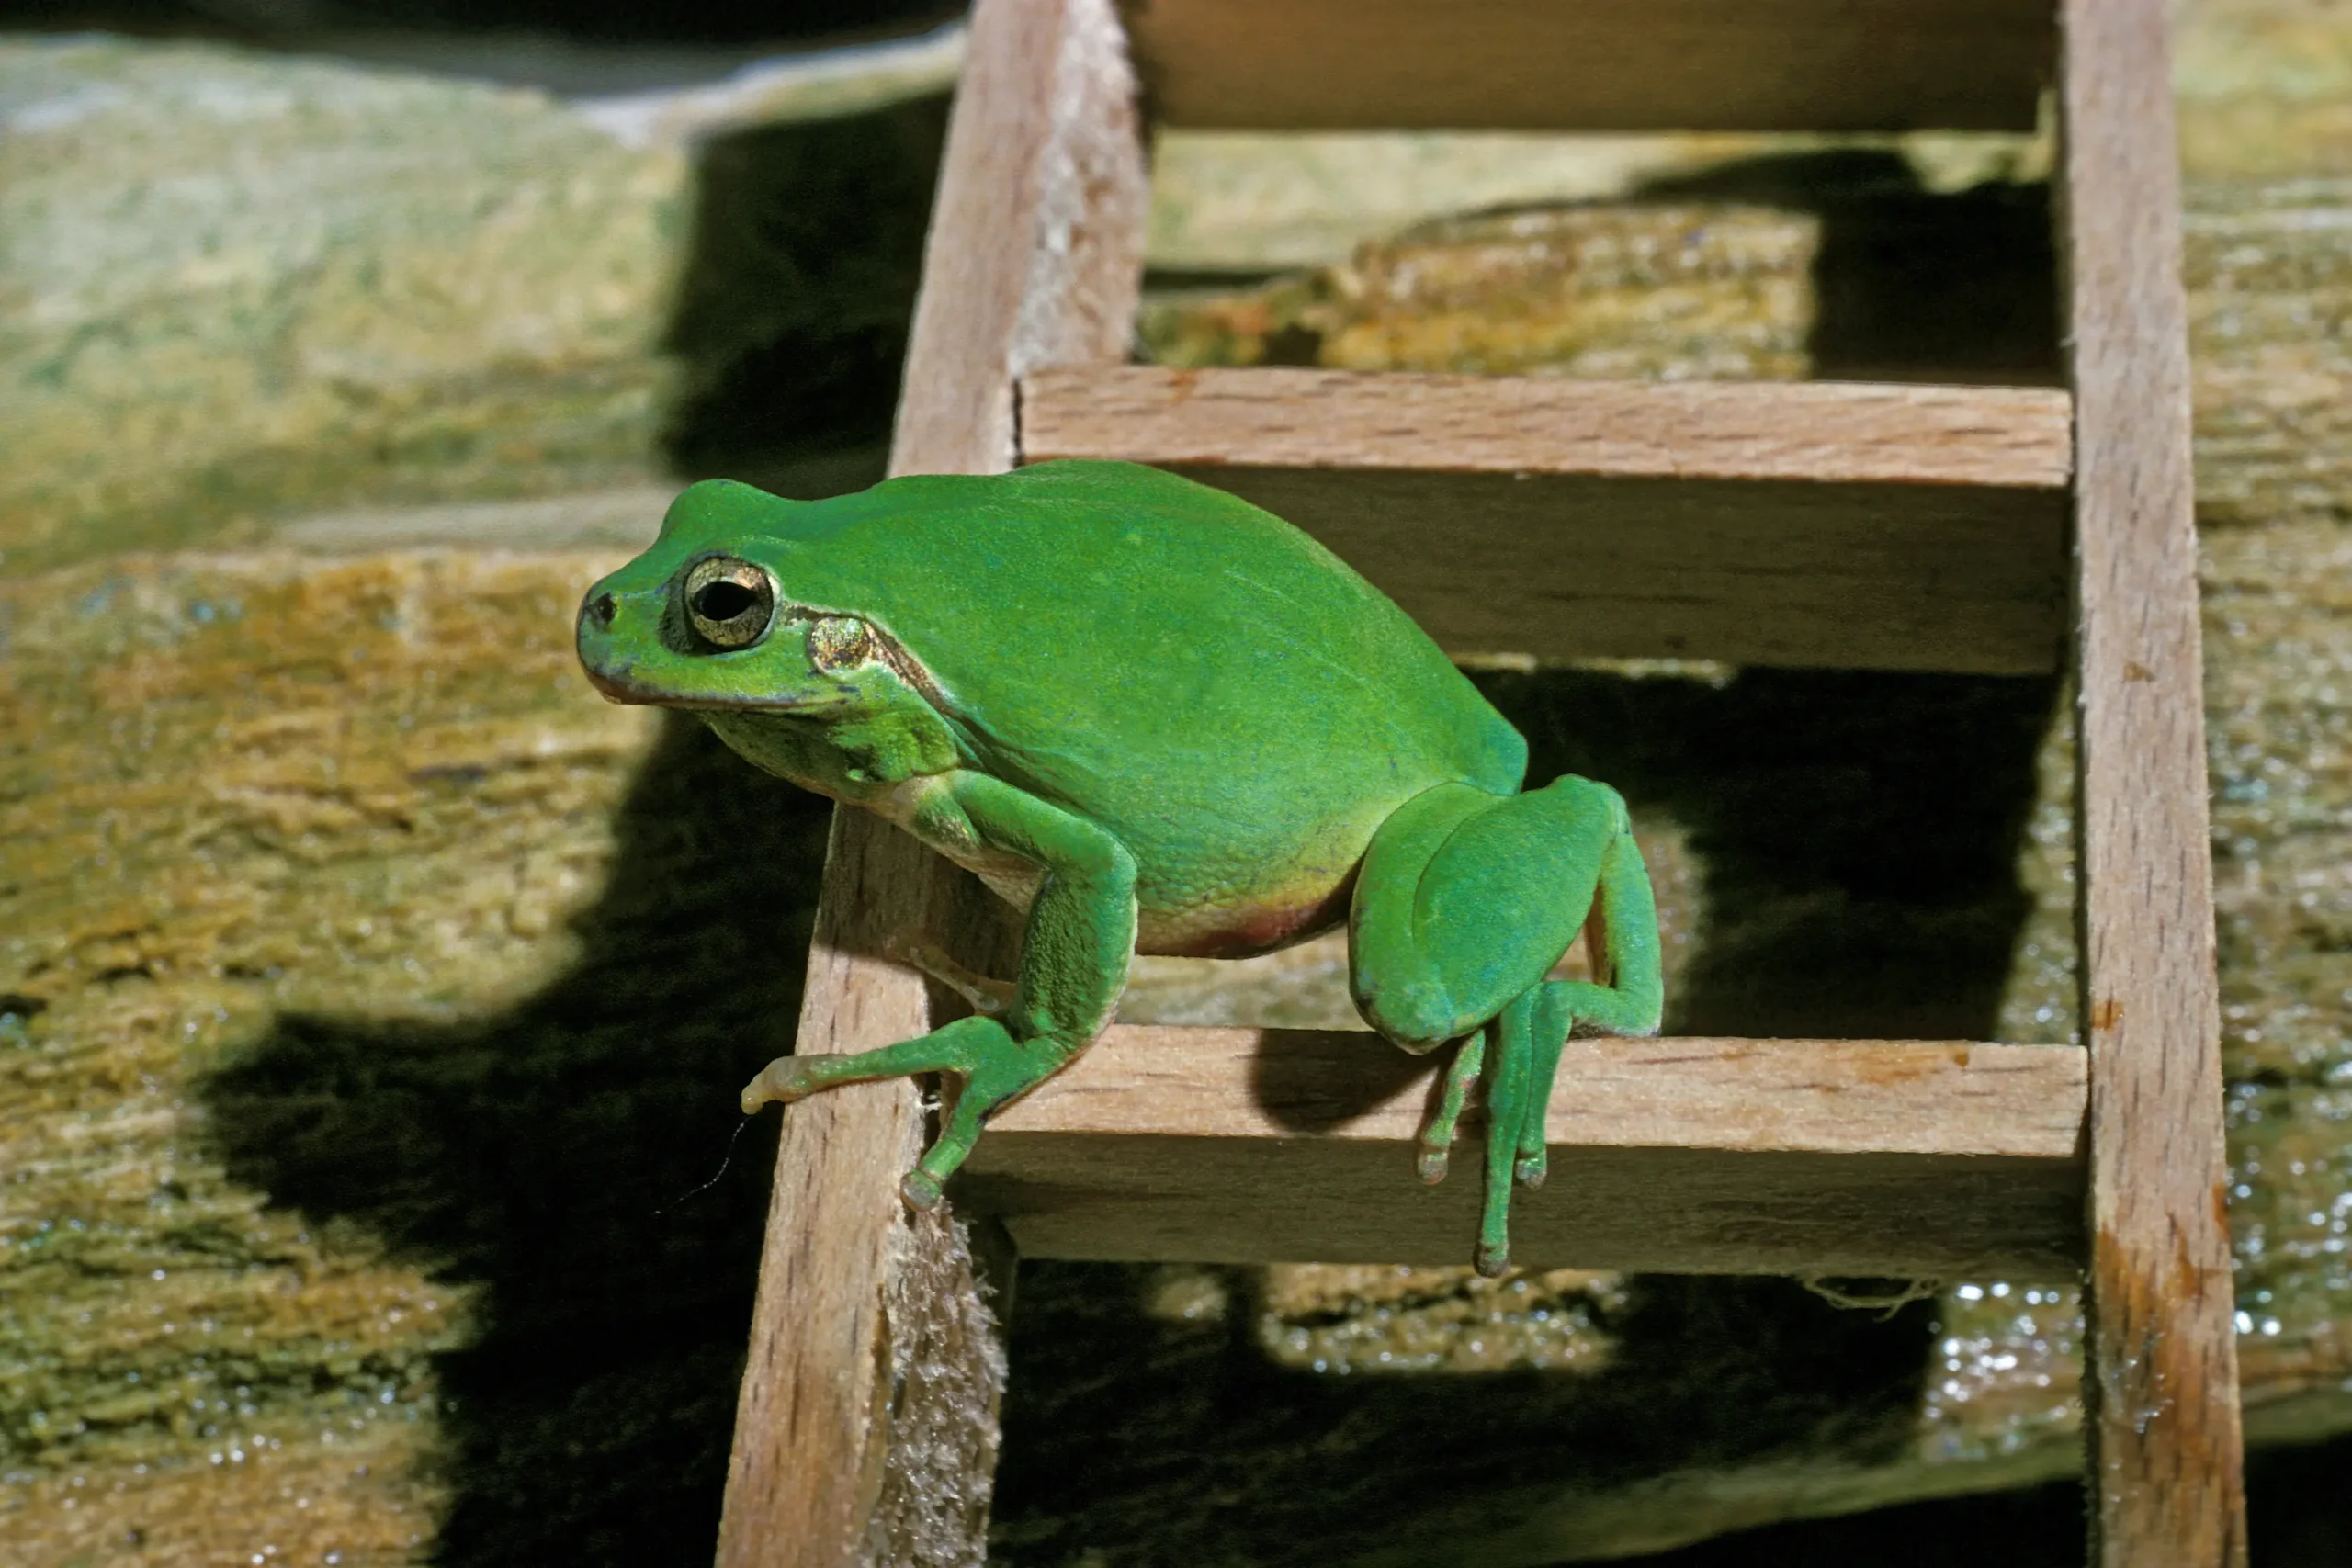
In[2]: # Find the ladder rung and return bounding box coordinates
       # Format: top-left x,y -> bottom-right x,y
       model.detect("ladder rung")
957,1028 -> 2087,1277
1018,367 -> 2072,674
1125,0 -> 2054,132
1023,368 -> 2072,488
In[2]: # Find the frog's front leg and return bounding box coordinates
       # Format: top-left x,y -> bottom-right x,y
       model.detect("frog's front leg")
884,933 -> 1020,1018
1350,775 -> 1662,1275
741,771 -> 1136,1209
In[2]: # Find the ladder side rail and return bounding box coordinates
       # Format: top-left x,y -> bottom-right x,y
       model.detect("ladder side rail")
714,2 -> 1148,1563
2058,0 -> 2248,1562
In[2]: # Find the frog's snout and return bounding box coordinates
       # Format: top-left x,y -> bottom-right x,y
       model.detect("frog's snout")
575,579 -> 658,704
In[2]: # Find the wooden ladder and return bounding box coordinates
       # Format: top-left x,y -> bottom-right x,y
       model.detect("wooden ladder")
716,2 -> 2245,1563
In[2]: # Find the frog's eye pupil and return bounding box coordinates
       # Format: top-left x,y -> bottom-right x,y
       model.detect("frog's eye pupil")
681,557 -> 776,650
693,581 -> 758,621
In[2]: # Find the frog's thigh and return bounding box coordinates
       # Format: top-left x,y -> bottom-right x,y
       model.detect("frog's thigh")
1349,777 -> 1619,1048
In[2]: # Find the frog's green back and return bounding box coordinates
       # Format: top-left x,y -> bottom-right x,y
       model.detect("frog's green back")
671,461 -> 1525,942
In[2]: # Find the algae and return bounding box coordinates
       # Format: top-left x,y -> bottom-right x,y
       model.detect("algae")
0,553 -> 833,1562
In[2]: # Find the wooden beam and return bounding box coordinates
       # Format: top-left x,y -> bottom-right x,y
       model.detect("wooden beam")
1022,367 -> 2074,488
2058,0 -> 2248,1562
890,9 -> 1149,481
956,1029 -> 2089,1277
1121,0 -> 2055,132
1019,367 -> 2072,673
715,3 -> 1148,1564
717,811 -> 1000,1568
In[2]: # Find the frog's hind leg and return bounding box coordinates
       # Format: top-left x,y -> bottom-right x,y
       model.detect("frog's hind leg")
1515,829 -> 1662,1190
1351,775 -> 1662,1275
1417,1031 -> 1486,1184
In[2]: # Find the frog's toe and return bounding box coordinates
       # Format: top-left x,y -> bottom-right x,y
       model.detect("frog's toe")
1413,1034 -> 1484,1188
741,1056 -> 811,1113
1474,1239 -> 1511,1279
900,1168 -> 945,1211
1514,1150 -> 1548,1190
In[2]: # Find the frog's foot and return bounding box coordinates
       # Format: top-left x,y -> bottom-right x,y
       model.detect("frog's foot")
741,1013 -> 1069,1208
1513,1003 -> 1569,1192
883,932 -> 1019,1017
1417,1033 -> 1485,1185
1473,989 -> 1544,1277
1351,775 -> 1666,1278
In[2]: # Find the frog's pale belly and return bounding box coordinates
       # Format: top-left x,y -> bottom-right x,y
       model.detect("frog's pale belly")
954,841 -> 1355,958
866,776 -> 1365,959
1135,866 -> 1358,957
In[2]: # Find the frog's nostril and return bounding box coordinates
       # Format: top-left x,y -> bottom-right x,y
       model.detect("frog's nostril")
586,592 -> 617,627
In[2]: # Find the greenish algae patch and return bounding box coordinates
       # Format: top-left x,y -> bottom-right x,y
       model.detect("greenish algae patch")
5,1416 -> 440,1568
0,552 -> 661,1562
1142,204 -> 1821,382
3,546 -> 843,1565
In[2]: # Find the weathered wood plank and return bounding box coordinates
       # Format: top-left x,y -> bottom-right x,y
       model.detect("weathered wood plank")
2059,0 -> 2249,1562
1021,367 -> 2075,489
1018,368 -> 2072,673
956,1029 -> 2088,1276
717,811 -> 971,1568
1121,0 -> 2054,132
716,2 -> 1148,1564
891,2 -> 1148,480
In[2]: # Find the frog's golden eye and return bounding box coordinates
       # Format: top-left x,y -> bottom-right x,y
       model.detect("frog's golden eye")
682,556 -> 775,650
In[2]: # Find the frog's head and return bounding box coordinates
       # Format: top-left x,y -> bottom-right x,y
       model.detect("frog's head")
576,479 -> 880,716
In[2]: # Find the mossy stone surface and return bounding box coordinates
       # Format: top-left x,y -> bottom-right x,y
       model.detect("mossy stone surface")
0,42 -> 689,568
0,552 -> 833,1564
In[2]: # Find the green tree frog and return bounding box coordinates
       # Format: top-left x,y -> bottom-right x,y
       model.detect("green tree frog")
576,460 -> 1661,1274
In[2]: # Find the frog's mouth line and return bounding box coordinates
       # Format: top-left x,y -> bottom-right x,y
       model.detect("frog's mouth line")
582,661 -> 837,715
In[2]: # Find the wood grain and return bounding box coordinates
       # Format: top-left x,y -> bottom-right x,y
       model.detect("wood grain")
956,1029 -> 2089,1276
1022,368 -> 2075,488
892,0 -> 1148,479
1121,0 -> 2054,132
716,2 -> 1148,1564
716,810 -> 963,1568
2059,0 -> 2249,1561
1019,368 -> 2073,672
